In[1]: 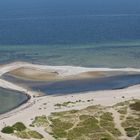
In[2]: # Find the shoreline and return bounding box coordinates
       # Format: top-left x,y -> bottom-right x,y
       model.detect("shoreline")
1,61 -> 140,117
1,85 -> 140,140
0,88 -> 31,116
1,61 -> 140,139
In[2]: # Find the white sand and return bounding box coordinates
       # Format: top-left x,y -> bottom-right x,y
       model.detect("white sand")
1,61 -> 140,77
0,62 -> 140,140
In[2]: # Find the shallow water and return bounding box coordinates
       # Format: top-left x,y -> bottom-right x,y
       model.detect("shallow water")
0,88 -> 28,114
1,43 -> 140,68
30,74 -> 140,94
1,74 -> 140,114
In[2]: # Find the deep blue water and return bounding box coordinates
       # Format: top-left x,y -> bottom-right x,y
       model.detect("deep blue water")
29,74 -> 140,94
0,0 -> 140,45
0,0 -> 140,67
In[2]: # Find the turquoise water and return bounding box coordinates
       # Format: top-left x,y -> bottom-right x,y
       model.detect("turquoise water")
1,42 -> 140,67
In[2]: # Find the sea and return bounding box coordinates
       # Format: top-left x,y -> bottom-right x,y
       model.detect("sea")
0,0 -> 140,113
0,0 -> 140,67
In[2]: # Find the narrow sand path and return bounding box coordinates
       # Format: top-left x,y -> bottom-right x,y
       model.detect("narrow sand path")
109,108 -> 133,140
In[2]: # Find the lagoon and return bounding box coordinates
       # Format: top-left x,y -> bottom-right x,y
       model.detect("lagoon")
30,74 -> 140,94
3,74 -> 140,95
0,88 -> 28,114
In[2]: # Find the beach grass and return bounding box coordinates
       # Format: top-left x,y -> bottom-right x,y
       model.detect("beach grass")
31,105 -> 121,140
15,130 -> 44,139
31,115 -> 49,127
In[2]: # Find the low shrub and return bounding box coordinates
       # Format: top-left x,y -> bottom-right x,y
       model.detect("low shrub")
130,101 -> 140,111
1,126 -> 14,134
12,122 -> 26,131
125,127 -> 138,137
136,134 -> 140,140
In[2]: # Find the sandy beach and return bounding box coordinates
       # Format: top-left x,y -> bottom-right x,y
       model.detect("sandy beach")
0,62 -> 140,140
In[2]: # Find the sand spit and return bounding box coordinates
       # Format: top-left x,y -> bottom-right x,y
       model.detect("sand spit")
2,61 -> 140,81
1,61 -> 140,77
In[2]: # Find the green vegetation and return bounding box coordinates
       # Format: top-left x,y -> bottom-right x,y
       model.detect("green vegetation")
100,112 -> 121,137
1,126 -> 14,134
136,134 -> 140,140
32,115 -> 49,127
79,115 -> 92,120
3,99 -> 140,140
1,122 -> 43,139
54,100 -> 87,108
28,131 -> 43,139
50,118 -> 73,138
114,101 -> 129,107
12,122 -> 26,131
125,127 -> 138,137
100,112 -> 113,121
117,106 -> 127,114
31,105 -> 121,140
67,117 -> 100,140
15,130 -> 30,139
121,116 -> 140,137
54,101 -> 76,107
51,109 -> 78,117
15,130 -> 43,139
130,101 -> 140,111
122,116 -> 140,129
117,100 -> 140,139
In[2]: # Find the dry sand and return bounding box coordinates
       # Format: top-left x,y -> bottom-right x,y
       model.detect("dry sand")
9,67 -> 60,81
5,62 -> 140,81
